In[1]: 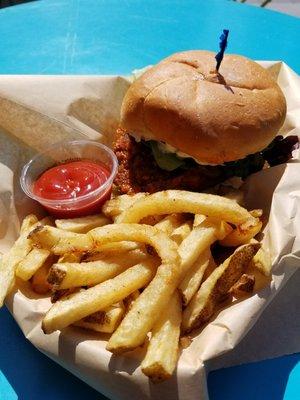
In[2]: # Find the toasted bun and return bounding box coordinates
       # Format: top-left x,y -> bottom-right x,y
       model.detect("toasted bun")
121,50 -> 287,164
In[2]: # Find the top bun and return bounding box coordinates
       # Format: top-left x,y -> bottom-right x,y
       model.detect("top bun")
120,50 -> 287,164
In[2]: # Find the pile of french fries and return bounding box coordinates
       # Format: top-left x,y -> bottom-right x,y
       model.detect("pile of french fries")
0,190 -> 272,382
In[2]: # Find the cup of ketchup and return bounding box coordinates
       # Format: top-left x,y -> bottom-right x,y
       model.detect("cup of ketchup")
20,140 -> 118,218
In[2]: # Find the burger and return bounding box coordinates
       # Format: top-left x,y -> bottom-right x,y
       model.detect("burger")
113,50 -> 298,194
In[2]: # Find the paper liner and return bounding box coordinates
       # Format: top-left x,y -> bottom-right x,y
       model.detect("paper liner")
0,62 -> 299,400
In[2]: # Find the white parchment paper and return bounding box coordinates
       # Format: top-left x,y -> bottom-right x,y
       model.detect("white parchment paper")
0,62 -> 299,400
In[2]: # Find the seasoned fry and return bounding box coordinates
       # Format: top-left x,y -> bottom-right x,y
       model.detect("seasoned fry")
141,291 -> 182,382
140,215 -> 165,226
202,255 -> 217,281
48,250 -> 148,289
89,224 -> 179,265
34,224 -> 178,259
31,264 -> 52,295
103,193 -> 146,220
81,242 -> 141,261
154,214 -> 185,235
3,188 -> 272,383
16,248 -> 50,281
42,258 -> 158,334
20,214 -> 38,235
0,218 -> 50,306
193,215 -> 232,240
96,241 -> 141,254
117,191 -> 255,226
107,219 -> 218,353
55,214 -> 110,233
89,225 -> 179,353
182,243 -> 260,333
214,221 -> 234,241
58,253 -> 81,263
250,209 -> 263,218
51,288 -> 79,303
193,214 -> 206,227
178,223 -> 216,275
74,302 -> 125,333
219,219 -> 263,247
170,221 -> 192,245
123,290 -> 140,312
179,249 -> 211,306
29,226 -> 93,255
107,262 -> 180,353
230,274 -> 255,298
83,242 -> 143,261
249,247 -> 272,276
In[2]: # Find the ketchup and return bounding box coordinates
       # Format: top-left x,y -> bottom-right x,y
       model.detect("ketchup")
33,160 -> 112,217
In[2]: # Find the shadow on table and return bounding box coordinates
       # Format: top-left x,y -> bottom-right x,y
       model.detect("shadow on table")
0,307 -> 105,400
208,354 -> 300,400
0,1 -> 37,9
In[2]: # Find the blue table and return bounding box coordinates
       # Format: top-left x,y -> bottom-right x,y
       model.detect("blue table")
0,1 -> 300,399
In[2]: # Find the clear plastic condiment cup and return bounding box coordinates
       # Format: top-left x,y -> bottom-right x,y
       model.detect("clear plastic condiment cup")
20,140 -> 118,218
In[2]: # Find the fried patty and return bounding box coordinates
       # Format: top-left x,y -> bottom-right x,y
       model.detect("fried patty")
113,128 -> 226,194
113,128 -> 298,195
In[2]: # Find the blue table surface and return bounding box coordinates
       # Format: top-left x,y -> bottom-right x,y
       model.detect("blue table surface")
0,1 -> 300,399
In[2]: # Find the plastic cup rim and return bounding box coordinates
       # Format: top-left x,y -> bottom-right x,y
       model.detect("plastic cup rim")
20,139 -> 118,206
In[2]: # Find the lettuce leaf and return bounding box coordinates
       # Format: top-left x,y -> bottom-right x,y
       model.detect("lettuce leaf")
146,135 -> 299,175
148,141 -> 186,171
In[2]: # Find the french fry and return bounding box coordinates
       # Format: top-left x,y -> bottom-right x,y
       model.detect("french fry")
1,187 -> 274,383
51,288 -> 79,303
202,254 -> 217,281
103,193 -> 146,220
219,219 -> 263,247
230,274 -> 255,298
123,290 -> 140,312
249,247 -> 272,276
29,226 -> 93,255
140,215 -> 166,226
170,221 -> 192,245
179,249 -> 211,306
85,224 -> 180,353
107,219 -> 218,353
178,222 -> 216,275
214,221 -> 234,241
74,302 -> 125,333
38,216 -> 54,227
193,215 -> 233,240
49,254 -> 81,301
250,209 -> 263,218
81,243 -> 141,262
107,261 -> 181,353
58,253 -> 81,263
55,214 -> 110,233
31,263 -> 53,295
95,241 -> 141,254
89,224 -> 179,265
193,214 -> 207,227
42,258 -> 158,334
16,248 -> 50,281
141,290 -> 182,382
32,224 -> 178,259
117,190 -> 255,226
0,217 -> 50,306
154,214 -> 185,235
182,243 -> 260,333
20,214 -> 38,235
48,250 -> 148,289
